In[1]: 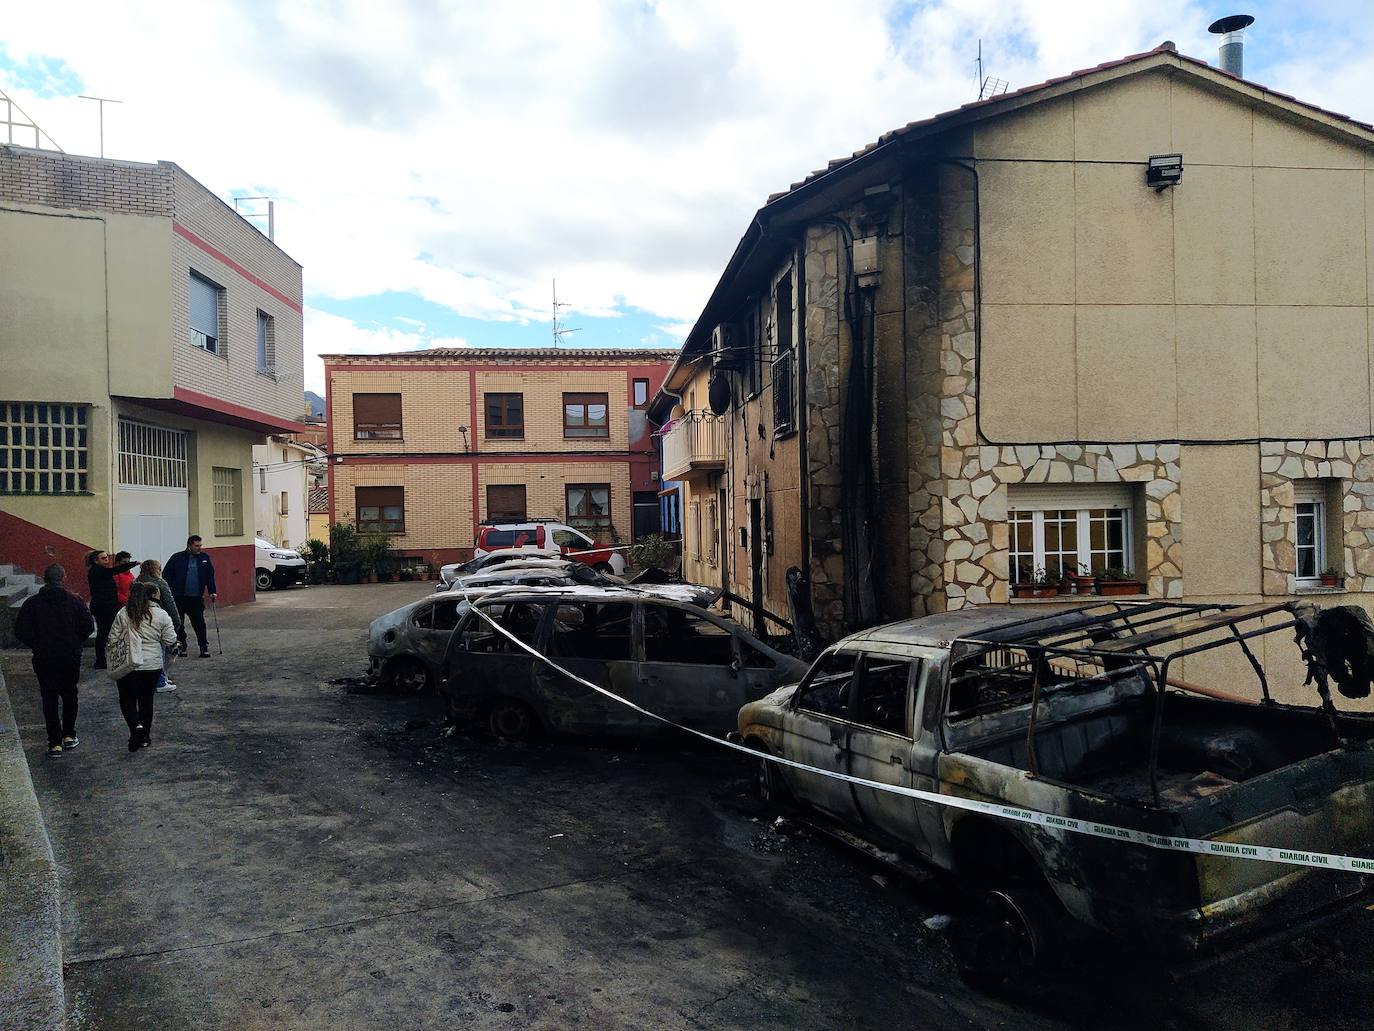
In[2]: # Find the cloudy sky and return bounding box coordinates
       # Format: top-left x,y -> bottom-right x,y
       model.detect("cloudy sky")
3,1 -> 1371,393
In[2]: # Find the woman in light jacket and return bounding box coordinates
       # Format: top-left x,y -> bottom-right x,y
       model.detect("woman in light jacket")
137,559 -> 183,693
109,581 -> 179,752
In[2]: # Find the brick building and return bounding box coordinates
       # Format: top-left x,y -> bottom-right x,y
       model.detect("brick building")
0,145 -> 305,604
322,348 -> 676,564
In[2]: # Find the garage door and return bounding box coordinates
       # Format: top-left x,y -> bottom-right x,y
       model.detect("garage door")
115,419 -> 189,566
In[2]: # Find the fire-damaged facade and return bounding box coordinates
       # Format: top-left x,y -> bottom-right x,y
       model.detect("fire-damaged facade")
654,42 -> 1374,704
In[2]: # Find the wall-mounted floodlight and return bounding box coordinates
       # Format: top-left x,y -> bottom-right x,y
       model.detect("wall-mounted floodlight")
1146,154 -> 1183,190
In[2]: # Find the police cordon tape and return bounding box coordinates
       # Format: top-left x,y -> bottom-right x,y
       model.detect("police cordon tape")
457,589 -> 1374,877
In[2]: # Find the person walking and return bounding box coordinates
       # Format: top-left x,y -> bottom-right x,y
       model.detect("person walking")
87,549 -> 140,671
164,535 -> 217,658
14,565 -> 95,758
108,582 -> 178,752
137,559 -> 183,693
113,552 -> 134,610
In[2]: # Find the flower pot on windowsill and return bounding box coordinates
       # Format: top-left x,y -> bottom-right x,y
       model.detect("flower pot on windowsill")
1096,579 -> 1144,597
1069,574 -> 1097,595
1012,583 -> 1059,600
1320,573 -> 1340,588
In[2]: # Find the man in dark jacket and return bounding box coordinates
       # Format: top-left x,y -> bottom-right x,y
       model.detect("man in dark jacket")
164,535 -> 217,658
15,565 -> 96,758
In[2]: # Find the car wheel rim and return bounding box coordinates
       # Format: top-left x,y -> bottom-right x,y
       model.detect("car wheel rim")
755,756 -> 773,802
491,702 -> 532,738
953,890 -> 1042,976
256,573 -> 272,590
395,664 -> 428,693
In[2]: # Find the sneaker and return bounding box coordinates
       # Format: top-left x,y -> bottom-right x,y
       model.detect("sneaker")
156,681 -> 178,693
128,726 -> 144,752
141,733 -> 152,748
178,644 -> 188,658
199,650 -> 211,658
46,743 -> 63,758
61,736 -> 79,749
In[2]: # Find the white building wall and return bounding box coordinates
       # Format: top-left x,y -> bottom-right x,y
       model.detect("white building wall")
252,440 -> 313,549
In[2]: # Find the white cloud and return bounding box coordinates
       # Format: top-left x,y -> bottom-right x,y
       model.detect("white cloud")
3,1 -> 1370,394
302,307 -> 467,392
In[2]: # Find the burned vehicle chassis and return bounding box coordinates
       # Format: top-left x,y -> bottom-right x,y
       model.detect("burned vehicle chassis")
739,600 -> 1374,978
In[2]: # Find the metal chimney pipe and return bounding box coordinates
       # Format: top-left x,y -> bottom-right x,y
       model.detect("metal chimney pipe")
1208,14 -> 1255,78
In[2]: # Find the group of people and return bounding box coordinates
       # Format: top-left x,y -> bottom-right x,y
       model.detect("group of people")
13,535 -> 219,758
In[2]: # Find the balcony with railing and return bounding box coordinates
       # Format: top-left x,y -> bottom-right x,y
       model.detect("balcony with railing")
662,410 -> 726,481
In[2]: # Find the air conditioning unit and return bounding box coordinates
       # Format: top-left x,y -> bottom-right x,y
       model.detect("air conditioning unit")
710,322 -> 745,371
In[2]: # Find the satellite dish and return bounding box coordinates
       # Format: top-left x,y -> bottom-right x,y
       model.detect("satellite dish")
708,373 -> 732,416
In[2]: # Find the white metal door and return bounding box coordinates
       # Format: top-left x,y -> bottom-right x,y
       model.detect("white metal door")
116,485 -> 189,566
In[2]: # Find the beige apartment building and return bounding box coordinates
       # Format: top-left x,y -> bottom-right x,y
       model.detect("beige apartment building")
0,146 -> 305,604
656,42 -> 1374,701
323,349 -> 675,564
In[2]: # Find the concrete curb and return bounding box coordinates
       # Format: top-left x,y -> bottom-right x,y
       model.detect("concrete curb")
0,665 -> 66,1030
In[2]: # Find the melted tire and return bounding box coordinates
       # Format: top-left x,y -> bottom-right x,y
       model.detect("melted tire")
487,698 -> 538,740
949,885 -> 1056,995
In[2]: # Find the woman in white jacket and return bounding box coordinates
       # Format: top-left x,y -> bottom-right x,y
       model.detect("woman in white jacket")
108,581 -> 180,751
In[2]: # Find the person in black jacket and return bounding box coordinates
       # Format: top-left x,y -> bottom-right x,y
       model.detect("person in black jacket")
15,565 -> 96,758
164,535 -> 217,658
87,549 -> 139,671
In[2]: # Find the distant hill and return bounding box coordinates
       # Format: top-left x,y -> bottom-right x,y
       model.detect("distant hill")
304,391 -> 325,418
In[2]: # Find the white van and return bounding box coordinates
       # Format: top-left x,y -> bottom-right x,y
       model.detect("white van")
255,536 -> 307,591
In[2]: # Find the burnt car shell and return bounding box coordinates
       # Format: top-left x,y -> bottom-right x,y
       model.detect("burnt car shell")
441,585 -> 806,737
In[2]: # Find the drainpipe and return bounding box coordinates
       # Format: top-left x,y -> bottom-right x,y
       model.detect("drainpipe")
796,239 -> 811,576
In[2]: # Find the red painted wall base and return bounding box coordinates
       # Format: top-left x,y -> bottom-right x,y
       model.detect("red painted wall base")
0,509 -> 100,601
203,544 -> 255,606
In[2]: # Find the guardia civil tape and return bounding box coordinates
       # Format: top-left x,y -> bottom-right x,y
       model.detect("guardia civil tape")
459,591 -> 1374,877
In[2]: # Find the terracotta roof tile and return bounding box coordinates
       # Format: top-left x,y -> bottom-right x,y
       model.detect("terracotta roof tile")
321,346 -> 681,362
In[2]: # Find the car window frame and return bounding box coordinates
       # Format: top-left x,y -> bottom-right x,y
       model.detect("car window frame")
639,601 -> 741,668
851,652 -> 920,739
791,646 -> 862,722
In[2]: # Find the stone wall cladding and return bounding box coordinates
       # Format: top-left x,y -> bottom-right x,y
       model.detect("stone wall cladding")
1259,439 -> 1374,593
0,145 -> 172,216
910,164 -> 1184,610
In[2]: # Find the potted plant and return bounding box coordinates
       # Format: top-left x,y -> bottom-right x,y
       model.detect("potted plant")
1096,567 -> 1144,597
1320,567 -> 1341,588
1069,564 -> 1097,595
360,532 -> 392,584
302,538 -> 330,585
1012,566 -> 1058,600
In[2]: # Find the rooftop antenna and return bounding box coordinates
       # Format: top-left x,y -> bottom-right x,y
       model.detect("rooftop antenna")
552,278 -> 580,348
976,40 -> 1009,100
78,94 -> 121,158
0,87 -> 63,151
233,195 -> 276,241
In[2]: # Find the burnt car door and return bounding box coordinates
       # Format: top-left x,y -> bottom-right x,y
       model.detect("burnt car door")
845,651 -> 935,857
779,647 -> 862,824
535,600 -> 646,733
445,599 -> 547,709
638,602 -> 746,731
410,597 -> 469,673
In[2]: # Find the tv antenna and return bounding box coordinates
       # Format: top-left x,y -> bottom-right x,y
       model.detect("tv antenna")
233,195 -> 276,241
78,94 -> 122,158
976,40 -> 1009,100
552,279 -> 580,347
0,87 -> 63,151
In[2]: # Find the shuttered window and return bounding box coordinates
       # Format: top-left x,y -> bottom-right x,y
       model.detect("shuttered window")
1008,484 -> 1134,582
357,486 -> 405,533
486,484 -> 527,522
257,310 -> 276,374
353,393 -> 403,440
189,272 -> 222,354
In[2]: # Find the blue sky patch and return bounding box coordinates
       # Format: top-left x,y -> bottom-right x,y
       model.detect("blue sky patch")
0,46 -> 83,98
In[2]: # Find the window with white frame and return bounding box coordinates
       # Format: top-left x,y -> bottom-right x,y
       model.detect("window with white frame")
1294,481 -> 1331,583
1007,484 -> 1135,583
0,403 -> 90,494
189,272 -> 223,354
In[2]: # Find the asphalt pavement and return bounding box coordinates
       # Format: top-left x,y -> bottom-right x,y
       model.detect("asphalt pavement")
5,582 -> 1372,1030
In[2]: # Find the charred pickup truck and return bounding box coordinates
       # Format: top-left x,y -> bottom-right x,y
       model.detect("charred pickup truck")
737,601 -> 1374,980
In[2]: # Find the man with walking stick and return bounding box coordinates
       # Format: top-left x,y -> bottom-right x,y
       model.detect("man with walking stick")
164,535 -> 217,658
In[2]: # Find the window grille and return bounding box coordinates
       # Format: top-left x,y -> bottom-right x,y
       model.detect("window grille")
0,402 -> 89,494
118,418 -> 188,488
771,349 -> 795,433
213,467 -> 243,537
257,310 -> 276,375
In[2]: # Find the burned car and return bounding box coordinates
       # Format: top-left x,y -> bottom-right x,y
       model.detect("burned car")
369,573 -> 721,692
736,601 -> 1374,981
440,586 -> 808,739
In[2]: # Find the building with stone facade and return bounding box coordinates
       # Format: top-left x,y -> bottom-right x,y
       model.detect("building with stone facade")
0,145 -> 306,604
323,348 -> 675,566
656,43 -> 1374,699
